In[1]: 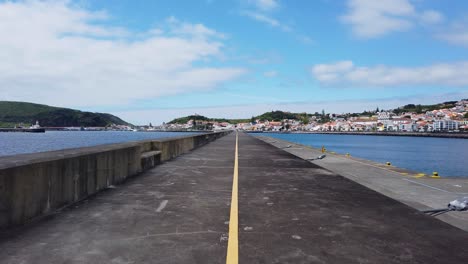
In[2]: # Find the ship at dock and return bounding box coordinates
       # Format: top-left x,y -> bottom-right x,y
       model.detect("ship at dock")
0,121 -> 45,133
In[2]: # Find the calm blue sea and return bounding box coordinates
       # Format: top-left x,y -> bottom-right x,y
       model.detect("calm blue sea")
0,131 -> 198,157
260,133 -> 468,177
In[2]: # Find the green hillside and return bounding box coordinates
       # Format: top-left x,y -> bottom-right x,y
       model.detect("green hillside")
168,111 -> 308,124
168,115 -> 210,124
392,101 -> 458,114
0,101 -> 131,128
168,114 -> 249,124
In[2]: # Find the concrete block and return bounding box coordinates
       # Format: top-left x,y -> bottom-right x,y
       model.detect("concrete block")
141,151 -> 162,171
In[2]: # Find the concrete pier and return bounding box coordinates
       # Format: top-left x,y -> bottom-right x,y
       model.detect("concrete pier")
256,135 -> 468,232
0,132 -> 467,263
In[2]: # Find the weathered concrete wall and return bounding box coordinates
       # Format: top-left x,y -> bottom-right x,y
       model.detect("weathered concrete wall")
0,131 -> 231,229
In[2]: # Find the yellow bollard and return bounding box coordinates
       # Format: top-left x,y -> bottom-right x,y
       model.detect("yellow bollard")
321,146 -> 326,153
386,162 -> 391,166
431,172 -> 440,178
346,153 -> 350,157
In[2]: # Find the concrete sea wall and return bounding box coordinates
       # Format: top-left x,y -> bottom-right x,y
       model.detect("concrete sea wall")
0,131 -> 231,229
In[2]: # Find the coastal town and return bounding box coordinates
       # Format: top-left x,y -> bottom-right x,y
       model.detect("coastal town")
158,99 -> 468,133
5,99 -> 467,133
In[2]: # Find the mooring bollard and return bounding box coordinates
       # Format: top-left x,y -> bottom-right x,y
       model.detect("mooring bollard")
431,171 -> 440,178
386,162 -> 391,166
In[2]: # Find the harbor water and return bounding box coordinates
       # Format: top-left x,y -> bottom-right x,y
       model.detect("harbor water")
0,131 -> 198,157
260,133 -> 468,177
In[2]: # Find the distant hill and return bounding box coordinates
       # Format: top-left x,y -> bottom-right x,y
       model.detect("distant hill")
168,114 -> 250,125
168,115 -> 210,124
392,101 -> 459,114
168,99 -> 466,124
0,101 -> 131,128
255,111 -> 310,122
168,111 -> 309,124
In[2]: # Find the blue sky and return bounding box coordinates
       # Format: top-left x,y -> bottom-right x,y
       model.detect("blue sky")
1,0 -> 468,124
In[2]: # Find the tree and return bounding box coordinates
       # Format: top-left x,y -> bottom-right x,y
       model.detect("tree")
415,104 -> 423,114
465,112 -> 468,118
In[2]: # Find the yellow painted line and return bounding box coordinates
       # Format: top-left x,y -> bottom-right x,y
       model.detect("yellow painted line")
226,132 -> 239,264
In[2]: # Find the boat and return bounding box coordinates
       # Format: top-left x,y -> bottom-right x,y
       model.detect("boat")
0,120 -> 45,133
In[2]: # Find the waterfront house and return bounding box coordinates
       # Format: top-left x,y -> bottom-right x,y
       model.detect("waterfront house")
434,120 -> 459,131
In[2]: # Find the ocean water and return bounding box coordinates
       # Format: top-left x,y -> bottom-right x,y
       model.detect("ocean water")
0,131 -> 198,157
260,133 -> 468,177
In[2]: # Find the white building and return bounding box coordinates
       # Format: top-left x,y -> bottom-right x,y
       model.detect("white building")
398,121 -> 417,132
433,120 -> 459,131
378,112 -> 391,121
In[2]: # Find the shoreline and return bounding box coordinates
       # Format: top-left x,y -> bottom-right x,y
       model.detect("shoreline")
250,131 -> 468,139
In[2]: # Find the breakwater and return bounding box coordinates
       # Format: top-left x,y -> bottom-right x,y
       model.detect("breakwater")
0,131 -> 231,229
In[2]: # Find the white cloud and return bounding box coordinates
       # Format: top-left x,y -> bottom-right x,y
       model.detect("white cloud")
341,0 -> 444,38
249,0 -> 279,12
437,21 -> 468,47
166,16 -> 227,39
439,32 -> 468,47
0,1 -> 246,107
297,35 -> 314,45
341,0 -> 415,38
419,10 -> 444,25
241,11 -> 291,31
241,0 -> 294,33
263,70 -> 278,77
311,61 -> 468,87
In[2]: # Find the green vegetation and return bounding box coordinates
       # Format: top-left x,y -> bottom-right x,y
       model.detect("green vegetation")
169,111 -> 311,124
256,111 -> 297,121
168,114 -> 250,124
168,115 -> 210,124
465,112 -> 468,118
392,101 -> 457,115
0,101 -> 131,128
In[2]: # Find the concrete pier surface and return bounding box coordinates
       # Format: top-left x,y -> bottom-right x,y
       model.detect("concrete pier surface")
1,132 -> 467,263
256,135 -> 468,232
